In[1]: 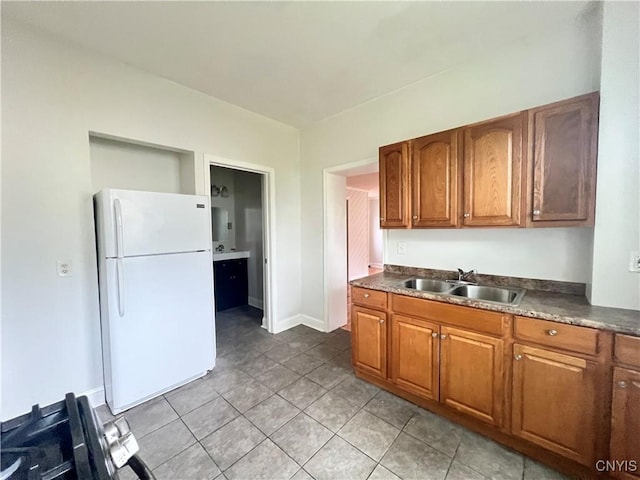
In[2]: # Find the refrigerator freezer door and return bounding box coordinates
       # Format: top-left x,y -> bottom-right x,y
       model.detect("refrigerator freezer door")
95,189 -> 211,258
101,251 -> 215,413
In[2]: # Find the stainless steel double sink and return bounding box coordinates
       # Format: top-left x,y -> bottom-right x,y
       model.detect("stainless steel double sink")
401,278 -> 526,306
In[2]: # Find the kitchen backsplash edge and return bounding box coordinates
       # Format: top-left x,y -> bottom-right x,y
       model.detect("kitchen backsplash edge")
383,264 -> 586,296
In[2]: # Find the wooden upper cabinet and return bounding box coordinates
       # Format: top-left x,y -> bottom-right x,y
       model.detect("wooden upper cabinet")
379,142 -> 410,228
511,343 -> 598,465
527,92 -> 599,226
351,305 -> 387,379
412,130 -> 461,227
439,326 -> 504,428
462,113 -> 526,226
610,367 -> 640,479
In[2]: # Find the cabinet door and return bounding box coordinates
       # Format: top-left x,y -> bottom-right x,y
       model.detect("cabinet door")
528,92 -> 598,226
412,130 -> 461,227
610,367 -> 640,480
232,258 -> 248,307
379,142 -> 410,228
390,315 -> 439,400
440,326 -> 504,427
463,113 -> 525,226
511,344 -> 598,465
352,306 -> 387,379
213,261 -> 231,312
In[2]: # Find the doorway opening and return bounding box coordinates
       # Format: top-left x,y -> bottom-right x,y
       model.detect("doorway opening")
205,154 -> 276,333
345,174 -> 383,330
323,158 -> 382,332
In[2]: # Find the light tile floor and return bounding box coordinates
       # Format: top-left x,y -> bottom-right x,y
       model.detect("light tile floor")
97,306 -> 568,480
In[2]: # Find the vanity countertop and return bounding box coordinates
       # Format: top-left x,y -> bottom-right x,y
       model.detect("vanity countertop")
213,250 -> 250,261
351,270 -> 640,336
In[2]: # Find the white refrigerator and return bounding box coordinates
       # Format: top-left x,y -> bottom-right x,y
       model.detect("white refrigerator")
94,188 -> 216,414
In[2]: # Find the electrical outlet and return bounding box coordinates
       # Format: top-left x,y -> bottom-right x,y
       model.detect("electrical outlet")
57,260 -> 72,276
397,242 -> 407,255
629,251 -> 640,272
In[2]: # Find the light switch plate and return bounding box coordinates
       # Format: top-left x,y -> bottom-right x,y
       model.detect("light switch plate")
397,242 -> 407,255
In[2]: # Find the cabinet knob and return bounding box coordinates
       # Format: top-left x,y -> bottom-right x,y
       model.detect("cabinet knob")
440,334 -> 447,339
413,215 -> 418,220
546,329 -> 558,336
380,218 -> 385,221
463,213 -> 470,218
514,354 -> 523,361
379,319 -> 385,325
431,332 -> 439,338
363,293 -> 370,298
618,381 -> 628,388
533,210 -> 541,216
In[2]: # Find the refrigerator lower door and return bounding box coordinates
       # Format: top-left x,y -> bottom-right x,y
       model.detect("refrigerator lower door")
101,251 -> 215,413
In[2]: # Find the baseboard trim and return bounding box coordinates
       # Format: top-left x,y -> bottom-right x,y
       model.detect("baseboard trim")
248,296 -> 264,309
272,314 -> 302,334
300,315 -> 326,333
82,386 -> 105,407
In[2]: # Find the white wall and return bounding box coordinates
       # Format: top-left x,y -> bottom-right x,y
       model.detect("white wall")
210,166 -> 237,249
387,228 -> 593,282
300,9 -> 602,321
90,137 -> 183,194
347,189 -> 370,281
590,2 -> 640,310
234,170 -> 264,308
1,20 -> 301,419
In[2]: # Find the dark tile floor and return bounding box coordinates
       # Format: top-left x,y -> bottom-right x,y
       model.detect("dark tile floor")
97,306 -> 568,480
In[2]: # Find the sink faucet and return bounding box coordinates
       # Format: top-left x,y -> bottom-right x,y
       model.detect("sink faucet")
215,244 -> 224,252
457,268 -> 476,283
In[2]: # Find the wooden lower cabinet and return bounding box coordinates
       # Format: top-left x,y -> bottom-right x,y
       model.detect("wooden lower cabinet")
350,288 -> 636,478
352,305 -> 387,379
511,343 -> 598,465
610,367 -> 640,479
390,314 -> 439,400
439,326 -> 504,427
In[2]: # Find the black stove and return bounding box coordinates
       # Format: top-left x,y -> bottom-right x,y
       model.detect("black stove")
1,393 -> 154,480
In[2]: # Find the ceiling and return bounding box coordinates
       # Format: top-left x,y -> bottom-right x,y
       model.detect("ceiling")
3,1 -> 595,128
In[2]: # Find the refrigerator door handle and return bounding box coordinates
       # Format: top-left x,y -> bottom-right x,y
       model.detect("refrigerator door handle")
116,258 -> 125,317
114,198 -> 124,259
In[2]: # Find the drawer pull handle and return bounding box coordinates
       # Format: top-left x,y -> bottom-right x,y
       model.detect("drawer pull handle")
514,354 -> 523,361
363,293 -> 370,298
440,334 -> 447,339
378,319 -> 385,325
431,332 -> 438,338
618,381 -> 628,388
546,329 -> 558,336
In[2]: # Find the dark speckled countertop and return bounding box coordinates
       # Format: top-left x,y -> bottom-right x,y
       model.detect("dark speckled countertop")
350,268 -> 640,336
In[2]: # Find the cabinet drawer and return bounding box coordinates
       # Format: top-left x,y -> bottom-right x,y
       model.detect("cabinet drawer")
514,317 -> 599,356
391,294 -> 506,336
614,334 -> 640,368
352,287 -> 387,310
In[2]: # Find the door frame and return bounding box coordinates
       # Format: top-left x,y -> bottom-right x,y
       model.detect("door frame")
323,158 -> 379,332
204,153 -> 277,334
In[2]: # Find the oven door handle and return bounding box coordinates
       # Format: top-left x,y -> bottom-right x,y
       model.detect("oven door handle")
126,455 -> 156,480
